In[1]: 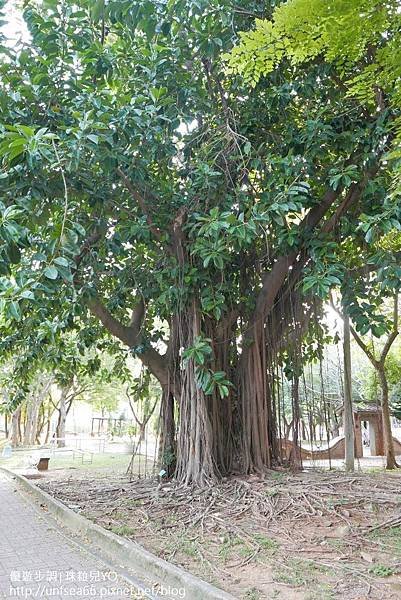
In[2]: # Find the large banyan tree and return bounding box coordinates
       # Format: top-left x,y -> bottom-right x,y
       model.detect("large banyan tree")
0,0 -> 400,483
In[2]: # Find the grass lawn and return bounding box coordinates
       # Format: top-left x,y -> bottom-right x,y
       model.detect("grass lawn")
0,448 -> 152,478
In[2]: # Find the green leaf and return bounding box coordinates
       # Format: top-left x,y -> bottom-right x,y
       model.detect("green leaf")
87,134 -> 99,145
54,256 -> 70,267
7,243 -> 21,264
91,0 -> 104,23
20,290 -> 35,300
8,300 -> 21,321
44,265 -> 58,280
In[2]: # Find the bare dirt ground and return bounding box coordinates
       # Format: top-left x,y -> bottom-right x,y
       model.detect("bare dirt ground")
36,468 -> 401,600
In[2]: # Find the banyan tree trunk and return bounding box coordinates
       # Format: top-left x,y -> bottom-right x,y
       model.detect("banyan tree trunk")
158,387 -> 176,477
175,369 -> 217,486
175,301 -> 219,486
238,323 -> 273,474
206,317 -> 235,476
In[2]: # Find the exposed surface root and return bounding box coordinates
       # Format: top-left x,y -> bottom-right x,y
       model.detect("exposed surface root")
38,469 -> 401,599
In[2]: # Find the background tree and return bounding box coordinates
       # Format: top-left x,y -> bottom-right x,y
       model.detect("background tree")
348,296 -> 399,468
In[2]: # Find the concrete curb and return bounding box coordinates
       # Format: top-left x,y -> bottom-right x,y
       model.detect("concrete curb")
1,468 -> 236,600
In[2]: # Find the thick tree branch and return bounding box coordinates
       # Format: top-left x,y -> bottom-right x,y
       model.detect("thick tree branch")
252,187 -> 342,323
169,205 -> 187,264
281,170 -> 378,303
322,164 -> 379,234
253,156 -> 382,329
87,296 -> 135,346
128,298 -> 145,339
73,223 -> 170,390
87,295 -> 169,387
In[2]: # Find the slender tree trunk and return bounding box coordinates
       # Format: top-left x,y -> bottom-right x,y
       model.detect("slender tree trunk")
56,387 -> 69,447
290,372 -> 302,471
348,295 -> 399,469
331,410 -> 340,438
284,417 -> 294,440
17,408 -> 22,443
343,312 -> 355,472
377,366 -> 398,469
35,403 -> 46,443
308,411 -> 314,443
23,398 -> 33,446
44,404 -> 52,444
24,377 -> 54,446
24,395 -> 41,446
11,407 -> 21,447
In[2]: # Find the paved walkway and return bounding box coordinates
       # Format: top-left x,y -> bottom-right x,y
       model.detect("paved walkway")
303,454 -> 398,469
0,473 -> 144,599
